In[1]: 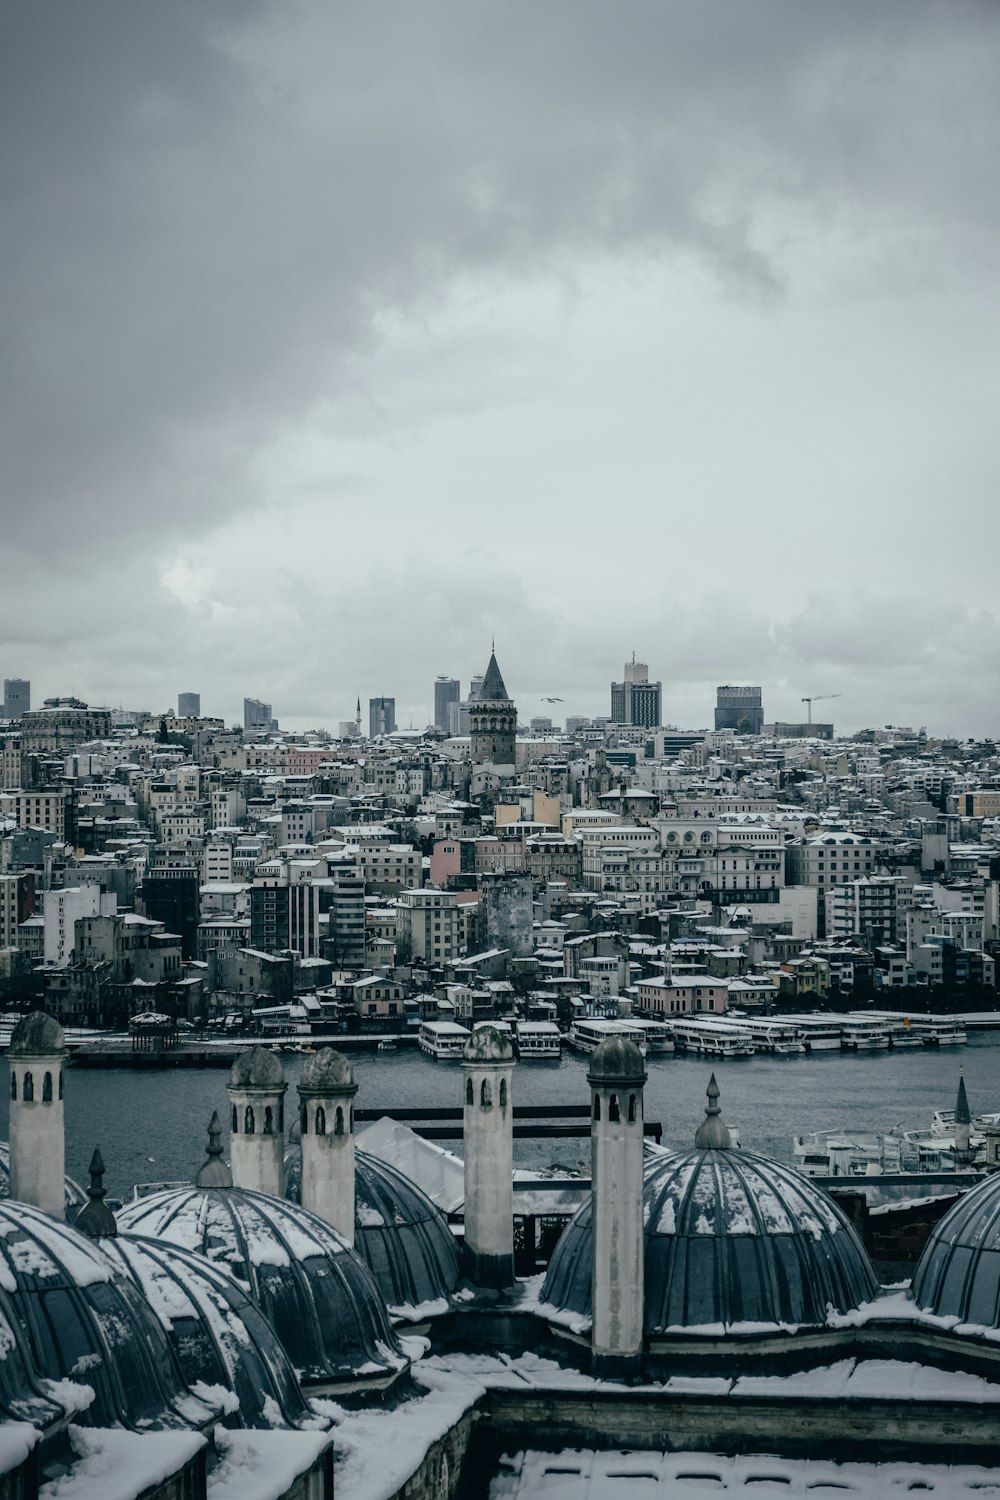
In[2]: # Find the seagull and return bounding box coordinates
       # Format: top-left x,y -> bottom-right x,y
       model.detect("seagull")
541,696 -> 564,703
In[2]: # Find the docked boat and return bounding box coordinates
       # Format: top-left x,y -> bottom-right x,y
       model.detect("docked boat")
726,1016 -> 804,1054
566,1018 -> 649,1057
418,1020 -> 471,1059
515,1021 -> 562,1060
840,1016 -> 891,1050
629,1019 -> 676,1055
668,1018 -> 755,1059
783,1015 -> 843,1051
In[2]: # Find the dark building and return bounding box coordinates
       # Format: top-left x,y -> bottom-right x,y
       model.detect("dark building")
369,696 -> 396,738
3,679 -> 29,719
140,866 -> 200,961
470,651 -> 516,766
715,684 -> 763,735
611,659 -> 662,728
433,676 -> 460,733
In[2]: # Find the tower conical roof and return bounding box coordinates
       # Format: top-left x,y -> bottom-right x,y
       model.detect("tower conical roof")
479,651 -> 510,703
955,1071 -> 972,1125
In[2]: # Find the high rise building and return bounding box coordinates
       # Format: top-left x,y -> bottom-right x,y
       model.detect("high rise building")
433,676 -> 460,732
470,651 -> 516,766
610,659 -> 661,728
178,692 -> 201,718
3,679 -> 29,719
715,685 -> 764,735
369,696 -> 396,738
244,697 -> 272,732
469,674 -> 485,703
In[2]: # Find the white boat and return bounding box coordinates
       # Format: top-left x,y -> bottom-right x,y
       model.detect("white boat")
515,1021 -> 562,1060
920,1015 -> 967,1046
418,1020 -> 472,1059
629,1019 -> 676,1055
668,1018 -> 755,1059
567,1018 -> 648,1057
784,1016 -> 842,1051
840,1017 -> 891,1050
726,1016 -> 804,1054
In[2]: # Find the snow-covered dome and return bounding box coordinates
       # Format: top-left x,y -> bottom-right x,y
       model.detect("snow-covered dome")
0,1199 -> 214,1430
285,1148 -> 461,1314
913,1173 -> 1000,1326
118,1184 -> 408,1388
542,1129 -> 879,1335
100,1233 -> 316,1429
0,1143 -> 87,1223
8,1011 -> 64,1058
229,1046 -> 285,1091
0,1277 -> 68,1430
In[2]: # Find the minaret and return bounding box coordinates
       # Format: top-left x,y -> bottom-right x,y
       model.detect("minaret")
588,1035 -> 646,1379
356,696 -> 361,736
8,1010 -> 66,1219
227,1048 -> 286,1196
461,1025 -> 515,1287
954,1072 -> 973,1167
298,1048 -> 359,1245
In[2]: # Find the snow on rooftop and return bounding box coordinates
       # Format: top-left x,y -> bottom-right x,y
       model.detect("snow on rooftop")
37,1426 -> 206,1500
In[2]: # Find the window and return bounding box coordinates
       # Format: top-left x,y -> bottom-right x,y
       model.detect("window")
244,1105 -> 255,1134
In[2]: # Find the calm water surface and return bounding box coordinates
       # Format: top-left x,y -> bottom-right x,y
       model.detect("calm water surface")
2,1037 -> 997,1201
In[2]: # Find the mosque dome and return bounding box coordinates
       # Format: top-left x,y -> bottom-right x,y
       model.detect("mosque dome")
0,1143 -> 87,1223
913,1172 -> 1000,1327
285,1148 -> 461,1314
118,1181 -> 409,1388
542,1086 -> 879,1335
101,1233 -> 316,1429
0,1199 -> 211,1430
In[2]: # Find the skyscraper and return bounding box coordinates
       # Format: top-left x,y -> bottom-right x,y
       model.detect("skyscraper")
3,679 -> 30,719
369,696 -> 396,738
715,685 -> 763,734
244,697 -> 272,732
610,659 -> 661,728
433,676 -> 460,732
178,692 -> 201,717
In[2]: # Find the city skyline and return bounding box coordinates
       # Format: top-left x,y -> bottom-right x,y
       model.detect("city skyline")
3,5 -> 999,738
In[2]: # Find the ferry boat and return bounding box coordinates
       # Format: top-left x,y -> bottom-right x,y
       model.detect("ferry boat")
668,1018 -> 755,1059
515,1021 -> 562,1060
784,1016 -> 843,1052
566,1018 -> 649,1057
840,1016 -> 891,1050
919,1015 -> 967,1046
725,1016 -> 804,1054
629,1019 -> 676,1055
418,1020 -> 471,1059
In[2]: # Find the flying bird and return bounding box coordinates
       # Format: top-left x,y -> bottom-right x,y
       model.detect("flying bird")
541,696 -> 564,703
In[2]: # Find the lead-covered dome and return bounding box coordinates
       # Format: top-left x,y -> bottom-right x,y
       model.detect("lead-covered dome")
913,1173 -> 1000,1327
118,1184 -> 408,1389
229,1046 -> 285,1091
9,1011 -> 64,1058
100,1233 -> 316,1429
542,1148 -> 879,1333
285,1148 -> 461,1315
0,1199 -> 216,1430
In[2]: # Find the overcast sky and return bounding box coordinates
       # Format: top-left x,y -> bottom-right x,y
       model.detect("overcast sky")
3,2 -> 999,737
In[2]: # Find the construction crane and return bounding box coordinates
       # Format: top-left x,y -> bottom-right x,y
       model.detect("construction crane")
801,693 -> 842,725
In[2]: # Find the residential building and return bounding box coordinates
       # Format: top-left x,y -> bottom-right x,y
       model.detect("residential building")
20,699 -> 112,755
397,887 -> 462,965
0,872 -> 34,948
